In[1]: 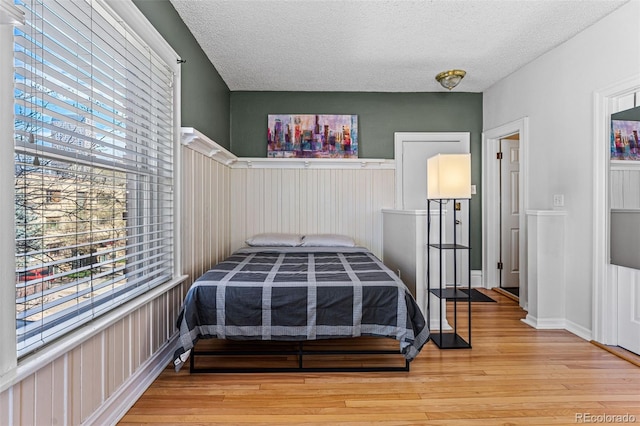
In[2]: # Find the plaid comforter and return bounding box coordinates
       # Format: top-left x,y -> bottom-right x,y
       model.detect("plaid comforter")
173,246 -> 429,370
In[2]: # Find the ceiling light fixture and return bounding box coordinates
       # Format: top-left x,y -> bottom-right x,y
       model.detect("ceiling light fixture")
435,69 -> 466,91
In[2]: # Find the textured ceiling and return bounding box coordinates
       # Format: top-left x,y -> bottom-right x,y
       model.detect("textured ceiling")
169,0 -> 629,92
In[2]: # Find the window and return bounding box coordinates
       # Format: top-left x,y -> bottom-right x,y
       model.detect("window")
13,0 -> 177,357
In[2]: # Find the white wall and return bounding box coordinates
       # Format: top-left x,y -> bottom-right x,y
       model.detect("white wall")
483,1 -> 640,333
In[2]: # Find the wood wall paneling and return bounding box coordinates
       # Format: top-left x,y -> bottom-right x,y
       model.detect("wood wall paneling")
229,168 -> 395,257
611,169 -> 640,208
18,374 -> 34,425
81,335 -> 103,421
34,362 -> 53,426
0,275 -> 191,426
181,147 -> 232,283
0,385 -> 10,425
69,346 -> 82,425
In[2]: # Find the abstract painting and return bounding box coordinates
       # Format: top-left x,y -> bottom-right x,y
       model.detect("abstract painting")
267,114 -> 358,158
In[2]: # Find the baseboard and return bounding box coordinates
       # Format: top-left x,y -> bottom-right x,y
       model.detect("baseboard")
590,340 -> 640,367
522,316 -> 592,342
84,334 -> 178,426
492,287 -> 519,302
521,314 -> 565,330
429,317 -> 452,331
564,319 -> 592,341
471,270 -> 482,288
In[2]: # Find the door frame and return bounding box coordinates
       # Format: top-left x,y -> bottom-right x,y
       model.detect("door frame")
482,118 -> 529,310
592,74 -> 640,345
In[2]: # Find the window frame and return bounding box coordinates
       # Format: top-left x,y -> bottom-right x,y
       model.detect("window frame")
0,0 -> 183,392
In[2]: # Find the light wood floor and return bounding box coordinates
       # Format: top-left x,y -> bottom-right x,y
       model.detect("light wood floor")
119,289 -> 640,425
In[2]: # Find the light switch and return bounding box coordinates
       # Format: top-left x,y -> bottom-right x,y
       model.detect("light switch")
553,194 -> 564,207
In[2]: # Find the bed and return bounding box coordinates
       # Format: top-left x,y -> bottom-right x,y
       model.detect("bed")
173,235 -> 429,373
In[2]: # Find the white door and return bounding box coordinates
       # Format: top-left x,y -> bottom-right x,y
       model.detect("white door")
617,263 -> 640,355
500,137 -> 520,289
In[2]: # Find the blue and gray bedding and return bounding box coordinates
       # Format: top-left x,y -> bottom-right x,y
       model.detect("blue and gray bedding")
173,246 -> 429,370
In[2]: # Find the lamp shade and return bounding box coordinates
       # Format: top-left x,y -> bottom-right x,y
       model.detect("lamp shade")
427,153 -> 471,199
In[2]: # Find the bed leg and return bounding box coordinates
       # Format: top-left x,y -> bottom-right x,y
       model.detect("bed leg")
298,342 -> 304,369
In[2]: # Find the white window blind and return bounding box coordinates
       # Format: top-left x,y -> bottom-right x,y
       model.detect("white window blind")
13,0 -> 175,357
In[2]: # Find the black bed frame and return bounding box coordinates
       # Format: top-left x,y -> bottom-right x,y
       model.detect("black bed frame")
189,340 -> 410,373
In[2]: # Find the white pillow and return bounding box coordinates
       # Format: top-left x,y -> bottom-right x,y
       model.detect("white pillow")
245,233 -> 303,247
301,234 -> 356,247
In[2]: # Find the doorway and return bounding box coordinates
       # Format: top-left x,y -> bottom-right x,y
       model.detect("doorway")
498,135 -> 520,299
593,76 -> 640,355
483,118 -> 528,310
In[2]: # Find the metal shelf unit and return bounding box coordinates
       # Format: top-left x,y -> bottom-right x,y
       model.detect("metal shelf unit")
427,198 -> 472,349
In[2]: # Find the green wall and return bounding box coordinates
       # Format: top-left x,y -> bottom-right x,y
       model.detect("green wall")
230,91 -> 482,158
230,91 -> 483,268
612,105 -> 640,120
134,0 -> 231,148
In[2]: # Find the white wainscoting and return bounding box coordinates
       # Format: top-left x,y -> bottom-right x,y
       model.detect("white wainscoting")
182,146 -> 233,280
0,283 -> 186,425
523,210 -> 567,331
230,166 -> 396,258
610,166 -> 640,209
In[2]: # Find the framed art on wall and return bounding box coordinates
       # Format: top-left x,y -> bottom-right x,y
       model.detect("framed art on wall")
267,114 -> 358,158
611,119 -> 640,161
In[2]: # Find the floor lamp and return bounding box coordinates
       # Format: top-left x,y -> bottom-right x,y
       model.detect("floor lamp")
426,153 -> 473,348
